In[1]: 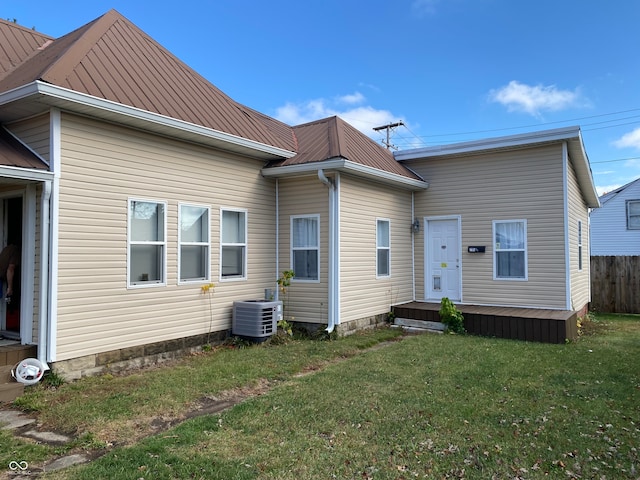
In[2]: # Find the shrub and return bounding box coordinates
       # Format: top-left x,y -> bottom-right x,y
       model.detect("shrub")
439,297 -> 465,334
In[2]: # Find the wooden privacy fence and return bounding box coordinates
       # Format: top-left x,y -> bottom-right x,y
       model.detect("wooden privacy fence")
590,256 -> 640,314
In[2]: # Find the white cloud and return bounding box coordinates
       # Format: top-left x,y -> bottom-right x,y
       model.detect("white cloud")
613,127 -> 640,150
488,81 -> 583,117
412,0 -> 440,16
337,91 -> 365,105
275,94 -> 401,139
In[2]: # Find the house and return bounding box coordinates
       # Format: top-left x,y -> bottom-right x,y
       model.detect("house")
0,10 -> 600,383
590,177 -> 640,255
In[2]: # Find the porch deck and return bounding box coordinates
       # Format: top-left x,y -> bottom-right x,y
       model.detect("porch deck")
392,302 -> 578,344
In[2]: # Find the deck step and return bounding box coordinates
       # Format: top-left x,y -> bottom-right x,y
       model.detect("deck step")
0,381 -> 24,403
394,317 -> 446,333
0,365 -> 13,383
0,345 -> 37,367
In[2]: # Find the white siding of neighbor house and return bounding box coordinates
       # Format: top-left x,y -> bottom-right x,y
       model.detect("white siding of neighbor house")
54,113 -> 278,361
6,113 -> 51,162
566,157 -> 591,311
590,178 -> 640,255
339,175 -> 414,323
276,176 -> 329,325
409,144 -> 568,309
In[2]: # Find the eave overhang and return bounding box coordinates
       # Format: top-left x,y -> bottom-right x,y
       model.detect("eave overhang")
0,81 -> 297,161
262,157 -> 429,191
394,126 -> 600,207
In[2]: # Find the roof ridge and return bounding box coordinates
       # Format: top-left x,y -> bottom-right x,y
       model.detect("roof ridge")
0,18 -> 54,39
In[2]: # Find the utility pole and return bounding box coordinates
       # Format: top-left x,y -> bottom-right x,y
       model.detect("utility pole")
373,121 -> 405,150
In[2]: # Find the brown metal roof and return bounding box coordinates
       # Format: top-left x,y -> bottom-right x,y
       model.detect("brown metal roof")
0,19 -> 53,81
0,10 -> 296,153
268,116 -> 423,181
0,128 -> 49,169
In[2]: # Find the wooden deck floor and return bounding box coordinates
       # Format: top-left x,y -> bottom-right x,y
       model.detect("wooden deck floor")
393,302 -> 578,343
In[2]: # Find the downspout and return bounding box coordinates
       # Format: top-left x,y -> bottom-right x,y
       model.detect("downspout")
48,108 -> 61,362
318,170 -> 339,333
37,180 -> 51,368
562,141 -> 572,310
411,192 -> 416,301
275,178 -> 279,301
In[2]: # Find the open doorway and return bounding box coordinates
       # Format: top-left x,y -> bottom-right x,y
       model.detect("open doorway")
0,196 -> 22,340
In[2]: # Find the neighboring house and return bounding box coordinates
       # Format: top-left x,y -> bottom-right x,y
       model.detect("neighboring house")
0,10 -> 600,379
590,177 -> 640,255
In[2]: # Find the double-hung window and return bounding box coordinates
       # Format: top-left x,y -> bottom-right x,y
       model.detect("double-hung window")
376,219 -> 390,277
291,215 -> 319,281
221,208 -> 247,280
627,200 -> 640,230
179,204 -> 210,283
128,199 -> 166,286
493,220 -> 527,280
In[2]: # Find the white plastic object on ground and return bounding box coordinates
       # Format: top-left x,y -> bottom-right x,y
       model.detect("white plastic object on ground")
11,358 -> 45,385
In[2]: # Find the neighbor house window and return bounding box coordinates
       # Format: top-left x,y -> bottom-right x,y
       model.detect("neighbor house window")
577,220 -> 583,271
221,209 -> 247,280
493,220 -> 527,280
377,219 -> 390,277
291,215 -> 319,281
179,204 -> 210,283
128,199 -> 166,286
627,200 -> 640,230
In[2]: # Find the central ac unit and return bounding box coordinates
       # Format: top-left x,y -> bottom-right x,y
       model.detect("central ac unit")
232,300 -> 283,341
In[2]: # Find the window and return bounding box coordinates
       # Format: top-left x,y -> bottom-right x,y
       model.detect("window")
627,200 -> 640,230
577,220 -> 583,271
493,220 -> 527,280
128,199 -> 166,286
179,204 -> 210,282
221,209 -> 247,280
377,219 -> 390,277
291,215 -> 319,281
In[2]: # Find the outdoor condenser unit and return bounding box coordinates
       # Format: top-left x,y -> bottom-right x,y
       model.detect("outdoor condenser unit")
232,300 -> 283,341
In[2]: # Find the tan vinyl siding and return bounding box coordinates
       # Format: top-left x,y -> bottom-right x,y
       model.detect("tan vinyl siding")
411,144 -> 568,309
32,183 -> 42,342
277,176 -> 328,324
567,156 -> 591,310
55,113 -> 277,361
6,113 -> 51,162
340,175 -> 413,323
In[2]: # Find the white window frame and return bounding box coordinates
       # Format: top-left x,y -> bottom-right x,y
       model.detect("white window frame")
127,198 -> 167,288
577,220 -> 583,271
291,214 -> 320,282
627,200 -> 640,230
178,203 -> 211,284
376,218 -> 391,278
493,219 -> 528,281
220,208 -> 247,281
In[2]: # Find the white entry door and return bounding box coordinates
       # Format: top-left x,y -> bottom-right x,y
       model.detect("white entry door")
425,218 -> 460,301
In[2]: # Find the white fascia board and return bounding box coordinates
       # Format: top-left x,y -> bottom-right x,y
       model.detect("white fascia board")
1,81 -> 297,159
394,126 -> 583,161
262,157 -> 429,190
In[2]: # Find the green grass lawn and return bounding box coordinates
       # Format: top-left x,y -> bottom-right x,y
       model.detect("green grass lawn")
3,314 -> 639,479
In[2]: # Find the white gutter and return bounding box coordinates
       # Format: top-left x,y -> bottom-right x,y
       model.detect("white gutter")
0,165 -> 53,182
562,141 -> 572,311
394,126 -> 583,160
318,169 -> 340,332
263,158 -> 428,190
0,81 -> 297,160
37,180 -> 51,368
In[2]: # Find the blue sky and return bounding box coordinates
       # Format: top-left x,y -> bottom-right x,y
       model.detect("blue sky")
4,0 -> 639,194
